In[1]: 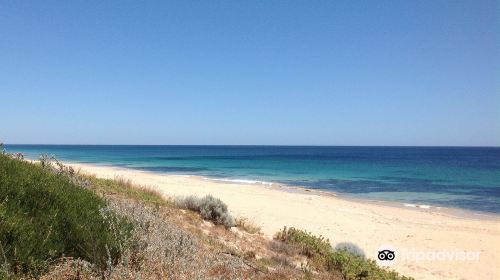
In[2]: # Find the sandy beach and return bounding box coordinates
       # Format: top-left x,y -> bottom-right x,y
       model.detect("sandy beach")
67,161 -> 499,280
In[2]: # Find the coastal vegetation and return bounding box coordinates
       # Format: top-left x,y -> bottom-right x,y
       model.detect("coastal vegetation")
274,227 -> 411,280
0,152 -> 130,278
235,217 -> 262,234
0,152 -> 412,279
175,195 -> 235,228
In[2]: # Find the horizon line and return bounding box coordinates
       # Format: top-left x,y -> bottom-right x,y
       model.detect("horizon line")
4,143 -> 499,148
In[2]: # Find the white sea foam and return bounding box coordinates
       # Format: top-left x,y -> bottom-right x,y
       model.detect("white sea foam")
203,177 -> 274,186
404,203 -> 432,209
404,203 -> 417,208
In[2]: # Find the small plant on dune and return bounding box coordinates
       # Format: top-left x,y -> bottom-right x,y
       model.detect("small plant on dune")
175,195 -> 235,228
235,217 -> 262,234
274,227 -> 331,259
199,195 -> 235,228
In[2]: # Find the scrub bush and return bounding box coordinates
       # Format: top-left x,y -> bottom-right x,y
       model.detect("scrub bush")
175,195 -> 235,228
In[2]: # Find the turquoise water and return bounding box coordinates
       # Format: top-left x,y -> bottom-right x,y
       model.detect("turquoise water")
5,145 -> 500,213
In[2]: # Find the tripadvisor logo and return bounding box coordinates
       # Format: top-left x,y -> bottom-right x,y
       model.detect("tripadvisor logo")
376,244 -> 396,266
375,244 -> 481,266
378,249 -> 395,261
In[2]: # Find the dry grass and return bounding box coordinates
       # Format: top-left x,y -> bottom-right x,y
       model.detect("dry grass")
40,258 -> 98,280
113,175 -> 161,198
236,217 -> 262,234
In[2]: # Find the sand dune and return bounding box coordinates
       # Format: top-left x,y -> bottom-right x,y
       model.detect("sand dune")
68,162 -> 499,280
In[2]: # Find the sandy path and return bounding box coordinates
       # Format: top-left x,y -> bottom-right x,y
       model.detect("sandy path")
68,162 -> 499,280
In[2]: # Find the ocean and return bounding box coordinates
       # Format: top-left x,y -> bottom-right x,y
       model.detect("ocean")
4,145 -> 500,213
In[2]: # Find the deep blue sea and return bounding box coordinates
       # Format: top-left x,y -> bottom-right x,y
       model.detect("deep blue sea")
5,145 -> 500,213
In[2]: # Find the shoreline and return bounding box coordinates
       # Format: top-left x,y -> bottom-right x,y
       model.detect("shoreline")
206,175 -> 500,221
56,159 -> 500,221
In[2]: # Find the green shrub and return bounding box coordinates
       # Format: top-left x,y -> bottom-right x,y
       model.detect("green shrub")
274,227 -> 331,259
328,250 -> 412,280
274,227 -> 412,280
175,195 -> 235,228
199,195 -> 235,227
0,154 -> 131,277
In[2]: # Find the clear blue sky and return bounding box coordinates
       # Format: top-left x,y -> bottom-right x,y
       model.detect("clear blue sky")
1,1 -> 498,146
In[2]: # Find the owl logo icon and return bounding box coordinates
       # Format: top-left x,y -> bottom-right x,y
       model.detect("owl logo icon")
378,249 -> 395,261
